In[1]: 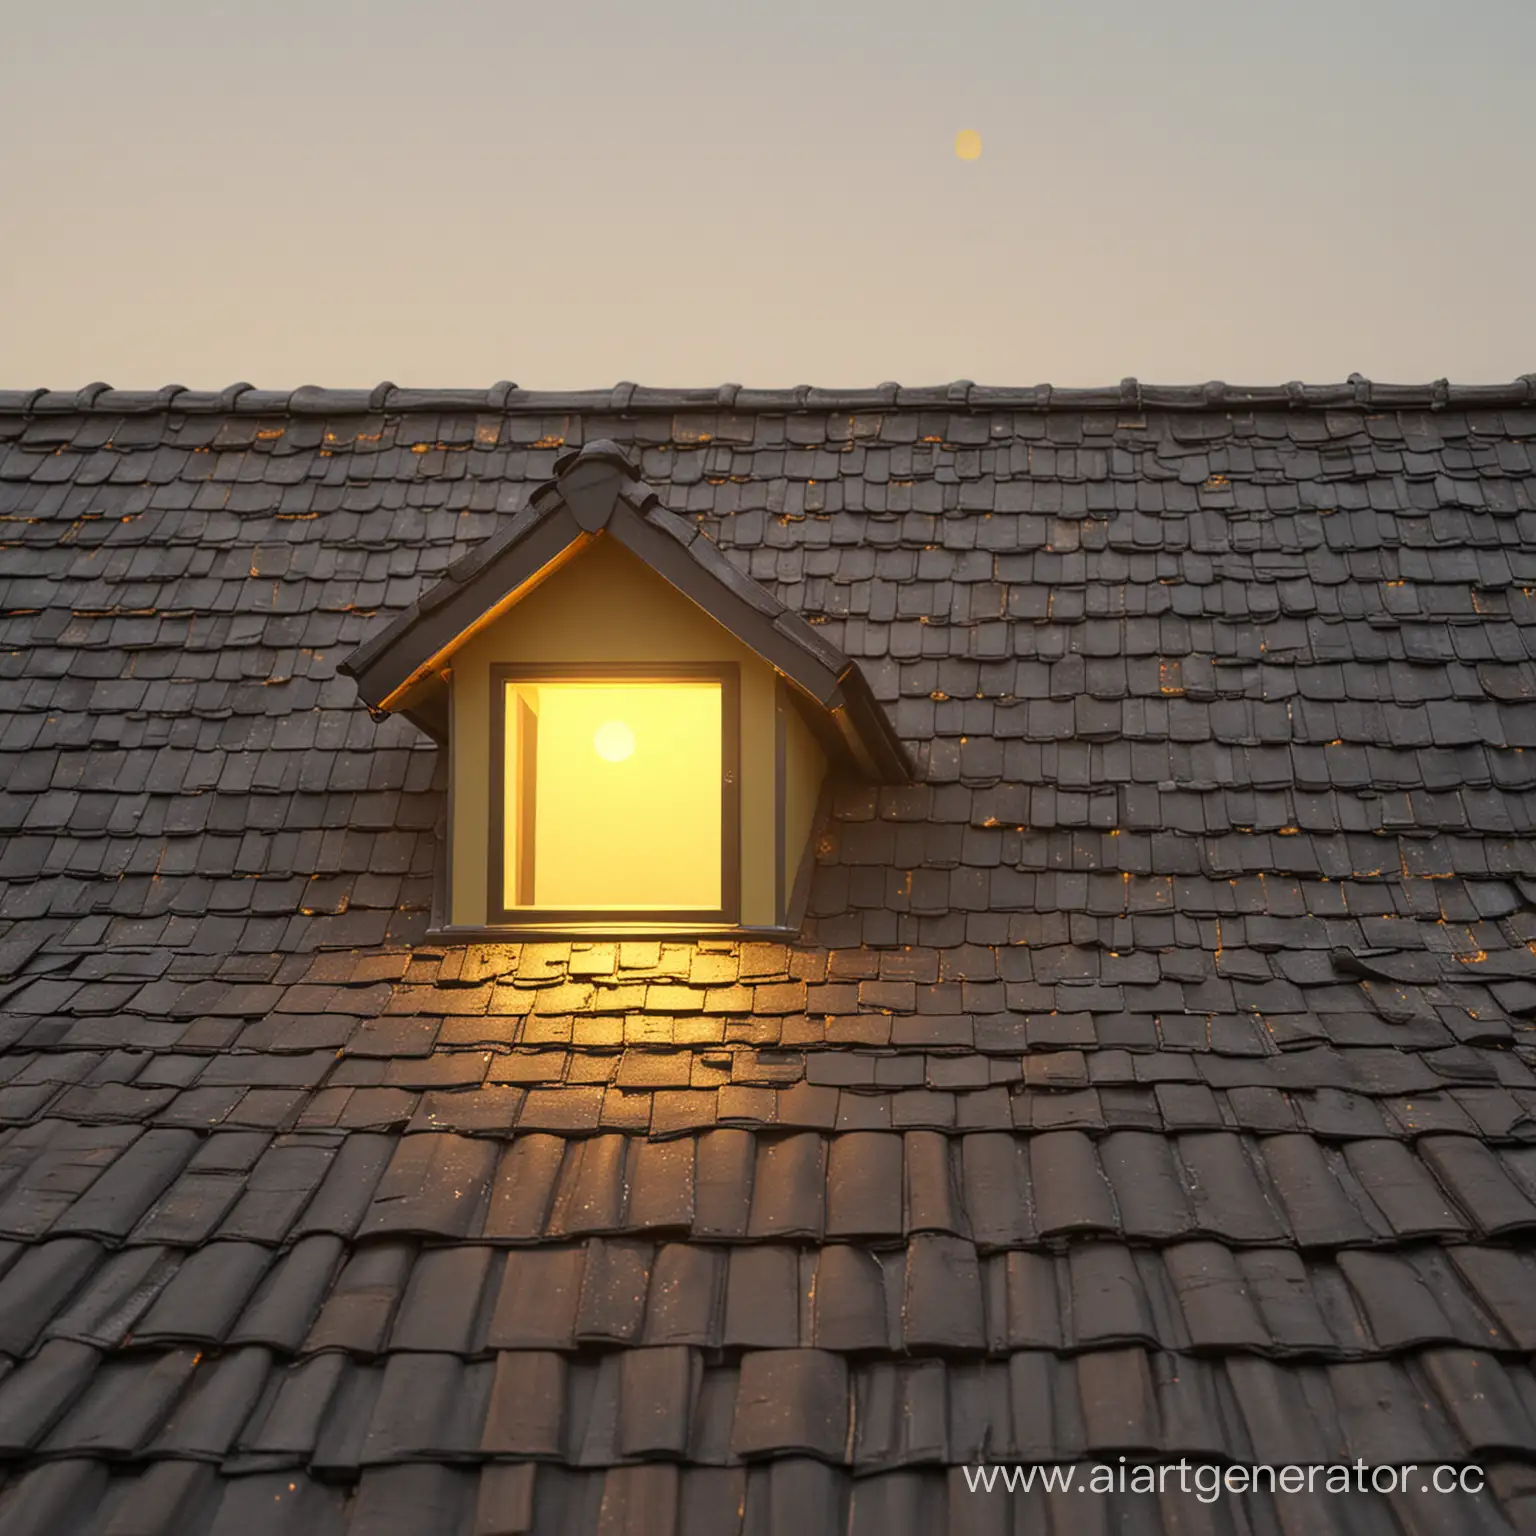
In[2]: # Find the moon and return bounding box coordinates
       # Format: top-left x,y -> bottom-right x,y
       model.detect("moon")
955,129 -> 982,161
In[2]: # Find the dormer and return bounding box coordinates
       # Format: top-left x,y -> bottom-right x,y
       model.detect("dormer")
340,441 -> 911,938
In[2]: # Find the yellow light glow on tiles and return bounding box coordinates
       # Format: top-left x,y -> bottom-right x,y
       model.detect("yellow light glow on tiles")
593,719 -> 636,762
955,129 -> 982,161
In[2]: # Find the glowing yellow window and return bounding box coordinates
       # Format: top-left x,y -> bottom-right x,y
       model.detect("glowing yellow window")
490,666 -> 739,922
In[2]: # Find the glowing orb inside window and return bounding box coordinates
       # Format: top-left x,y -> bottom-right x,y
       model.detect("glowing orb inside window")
593,720 -> 636,762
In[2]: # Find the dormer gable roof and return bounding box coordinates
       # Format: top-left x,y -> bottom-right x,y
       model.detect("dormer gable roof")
339,439 -> 911,781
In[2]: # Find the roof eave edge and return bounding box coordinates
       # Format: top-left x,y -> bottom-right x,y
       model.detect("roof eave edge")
343,511 -> 589,709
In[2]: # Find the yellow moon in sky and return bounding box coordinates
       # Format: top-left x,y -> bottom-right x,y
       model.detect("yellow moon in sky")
955,129 -> 982,161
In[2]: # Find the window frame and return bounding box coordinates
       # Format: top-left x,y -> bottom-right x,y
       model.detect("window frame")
486,661 -> 741,927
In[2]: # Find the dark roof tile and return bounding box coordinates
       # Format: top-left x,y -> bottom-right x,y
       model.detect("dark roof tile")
811,1245 -> 888,1353
546,1135 -> 627,1239
0,1339 -> 100,1455
569,1352 -> 622,1466
1423,1349 -> 1536,1457
0,1237 -> 105,1355
289,1132 -> 394,1240
1342,1138 -> 1472,1239
228,1234 -> 344,1351
1258,1135 -> 1375,1247
308,1359 -> 386,1479
958,1133 -> 1033,1249
0,1460 -> 111,1536
481,1134 -> 565,1240
1163,1242 -> 1270,1352
518,1087 -> 604,1133
38,1347 -> 199,1458
1421,1137 -> 1536,1236
852,1360 -> 948,1472
691,1129 -> 753,1239
642,1243 -> 722,1349
1236,1250 -> 1335,1353
1152,1354 -> 1235,1464
147,1345 -> 270,1460
903,1234 -> 984,1351
1337,1249 -> 1463,1350
389,1245 -> 495,1354
731,1349 -> 849,1460
479,1351 -> 566,1457
574,1239 -> 652,1346
1005,1352 -> 1084,1460
42,1244 -> 176,1350
1098,1131 -> 1194,1241
1449,1247 -> 1536,1351
361,1352 -> 491,1462
356,1133 -> 498,1241
617,1346 -> 699,1459
626,1138 -> 696,1234
749,1459 -> 848,1534
127,1241 -> 272,1346
302,1241 -> 415,1356
1067,1245 -> 1159,1348
1177,1133 -> 1288,1245
746,1134 -> 825,1240
1077,1346 -> 1160,1454
1329,1358 -> 1458,1464
94,1460 -> 221,1536
1224,1357 -> 1337,1464
903,1130 -> 964,1234
723,1245 -> 801,1350
996,1251 -> 1062,1351
0,1125 -> 152,1239
1029,1131 -> 1116,1237
486,1247 -> 584,1351
238,1352 -> 346,1460
346,1463 -> 476,1536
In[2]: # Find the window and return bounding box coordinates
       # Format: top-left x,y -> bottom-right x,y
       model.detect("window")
488,664 -> 740,923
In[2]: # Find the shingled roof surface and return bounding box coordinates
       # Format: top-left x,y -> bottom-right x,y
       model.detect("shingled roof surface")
1,377 -> 1535,1534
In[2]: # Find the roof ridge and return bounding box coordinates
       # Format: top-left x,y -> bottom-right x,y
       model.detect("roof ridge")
3,374 -> 1536,416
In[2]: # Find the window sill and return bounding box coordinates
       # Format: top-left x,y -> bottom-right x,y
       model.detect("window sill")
423,922 -> 803,943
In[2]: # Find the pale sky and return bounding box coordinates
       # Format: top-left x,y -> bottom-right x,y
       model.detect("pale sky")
2,0 -> 1532,390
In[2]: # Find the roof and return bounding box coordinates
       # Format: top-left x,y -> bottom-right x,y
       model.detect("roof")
338,437 -> 910,782
0,377 -> 1534,1533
